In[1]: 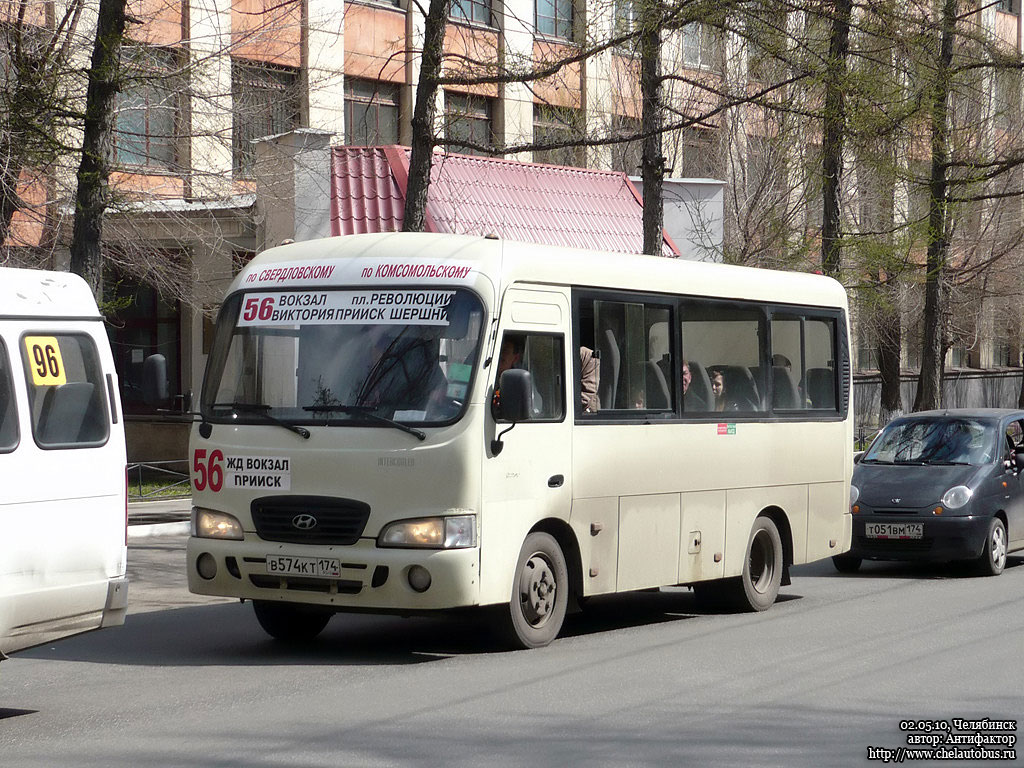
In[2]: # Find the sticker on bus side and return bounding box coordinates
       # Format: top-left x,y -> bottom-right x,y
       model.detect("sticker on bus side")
24,336 -> 67,386
717,423 -> 736,435
236,290 -> 456,327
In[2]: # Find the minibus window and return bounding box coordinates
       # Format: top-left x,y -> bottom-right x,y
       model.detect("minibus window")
204,288 -> 485,426
0,339 -> 19,451
20,333 -> 110,448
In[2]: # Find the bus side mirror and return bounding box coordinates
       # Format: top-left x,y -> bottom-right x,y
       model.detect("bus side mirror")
491,369 -> 533,456
142,354 -> 169,406
498,369 -> 533,423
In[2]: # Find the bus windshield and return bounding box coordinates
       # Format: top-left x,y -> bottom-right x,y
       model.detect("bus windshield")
203,288 -> 485,426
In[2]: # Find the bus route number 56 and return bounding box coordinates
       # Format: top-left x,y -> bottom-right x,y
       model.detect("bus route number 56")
193,449 -> 224,492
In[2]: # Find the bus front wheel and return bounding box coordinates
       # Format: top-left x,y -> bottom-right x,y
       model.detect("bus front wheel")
501,532 -> 568,649
253,600 -> 331,642
727,516 -> 783,612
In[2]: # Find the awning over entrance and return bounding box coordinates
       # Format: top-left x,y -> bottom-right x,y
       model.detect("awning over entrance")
330,146 -> 679,257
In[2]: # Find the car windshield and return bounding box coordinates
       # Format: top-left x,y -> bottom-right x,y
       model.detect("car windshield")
862,417 -> 997,466
202,288 -> 485,426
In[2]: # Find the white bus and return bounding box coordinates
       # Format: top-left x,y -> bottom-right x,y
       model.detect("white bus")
182,233 -> 852,648
0,268 -> 128,658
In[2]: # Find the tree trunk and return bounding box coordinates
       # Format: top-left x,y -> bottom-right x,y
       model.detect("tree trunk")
639,11 -> 663,257
913,0 -> 956,412
877,297 -> 903,425
402,0 -> 449,233
821,0 -> 852,278
68,0 -> 129,296
0,162 -> 23,249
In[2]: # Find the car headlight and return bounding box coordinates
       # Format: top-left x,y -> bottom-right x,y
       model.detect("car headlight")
378,515 -> 476,549
940,485 -> 973,510
192,507 -> 244,540
850,484 -> 860,507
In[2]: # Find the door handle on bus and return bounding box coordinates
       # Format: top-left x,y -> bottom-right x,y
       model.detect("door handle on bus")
548,475 -> 564,488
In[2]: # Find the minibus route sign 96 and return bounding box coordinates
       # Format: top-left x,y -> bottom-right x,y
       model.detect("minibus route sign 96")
236,290 -> 456,328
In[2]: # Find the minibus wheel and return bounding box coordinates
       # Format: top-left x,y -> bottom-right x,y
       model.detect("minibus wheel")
727,516 -> 783,612
502,532 -> 568,649
253,600 -> 331,642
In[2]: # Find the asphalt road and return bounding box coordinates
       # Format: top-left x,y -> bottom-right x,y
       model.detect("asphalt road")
1,533 -> 1022,767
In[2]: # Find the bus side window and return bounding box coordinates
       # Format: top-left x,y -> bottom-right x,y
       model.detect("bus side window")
0,338 -> 18,451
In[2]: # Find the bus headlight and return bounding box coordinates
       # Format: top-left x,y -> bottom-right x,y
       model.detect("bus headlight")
940,485 -> 973,510
378,515 -> 476,549
192,507 -> 244,540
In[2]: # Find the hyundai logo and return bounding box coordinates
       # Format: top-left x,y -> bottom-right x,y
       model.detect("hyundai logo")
292,514 -> 318,530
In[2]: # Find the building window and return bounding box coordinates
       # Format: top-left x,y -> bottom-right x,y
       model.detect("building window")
345,78 -> 400,146
536,0 -> 573,39
678,127 -> 719,179
232,60 -> 301,178
611,114 -> 642,175
104,270 -> 182,415
614,0 -> 636,38
445,93 -> 494,155
681,23 -> 721,71
114,46 -> 179,169
1000,0 -> 1020,14
533,104 -> 585,167
451,0 -> 491,25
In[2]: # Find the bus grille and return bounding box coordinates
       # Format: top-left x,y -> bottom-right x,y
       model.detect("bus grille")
251,496 -> 371,545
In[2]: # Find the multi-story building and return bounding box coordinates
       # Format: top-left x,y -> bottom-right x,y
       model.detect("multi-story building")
3,0 -> 1024,454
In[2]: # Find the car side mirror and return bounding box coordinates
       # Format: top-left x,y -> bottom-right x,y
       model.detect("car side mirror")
142,354 -> 169,406
853,452 -> 863,465
1014,452 -> 1024,472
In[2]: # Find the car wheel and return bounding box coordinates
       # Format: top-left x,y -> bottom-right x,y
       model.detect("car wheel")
976,517 -> 1007,577
500,532 -> 568,649
725,516 -> 783,612
253,600 -> 332,642
832,554 -> 862,574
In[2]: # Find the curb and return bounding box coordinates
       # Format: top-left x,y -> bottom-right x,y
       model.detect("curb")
127,521 -> 190,539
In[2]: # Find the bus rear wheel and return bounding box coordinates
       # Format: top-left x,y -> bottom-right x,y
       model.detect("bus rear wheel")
501,532 -> 568,649
253,600 -> 332,642
726,516 -> 783,612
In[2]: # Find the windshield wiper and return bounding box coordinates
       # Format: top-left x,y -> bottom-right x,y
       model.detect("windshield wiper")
211,402 -> 310,439
858,458 -> 891,464
303,404 -> 426,441
923,460 -> 971,465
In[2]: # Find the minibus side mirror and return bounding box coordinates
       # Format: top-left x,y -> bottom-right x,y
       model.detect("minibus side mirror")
491,369 -> 533,456
142,354 -> 169,406
498,369 -> 533,423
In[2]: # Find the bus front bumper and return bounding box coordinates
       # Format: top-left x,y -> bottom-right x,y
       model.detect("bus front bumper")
186,536 -> 481,611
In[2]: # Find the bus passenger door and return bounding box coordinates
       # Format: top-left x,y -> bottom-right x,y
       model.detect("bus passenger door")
479,289 -> 573,606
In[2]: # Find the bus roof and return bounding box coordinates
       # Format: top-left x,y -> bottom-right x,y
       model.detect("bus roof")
0,267 -> 101,319
235,233 -> 849,310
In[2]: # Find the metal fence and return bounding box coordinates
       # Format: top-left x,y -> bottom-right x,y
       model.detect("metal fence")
126,459 -> 190,501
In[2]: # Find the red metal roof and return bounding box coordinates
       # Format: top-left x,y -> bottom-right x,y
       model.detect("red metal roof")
330,145 -> 678,256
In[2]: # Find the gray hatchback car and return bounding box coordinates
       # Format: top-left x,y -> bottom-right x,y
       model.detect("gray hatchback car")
836,409 -> 1024,576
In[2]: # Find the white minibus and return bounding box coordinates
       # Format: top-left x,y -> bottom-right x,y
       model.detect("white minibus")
0,268 -> 128,658
182,233 -> 852,648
